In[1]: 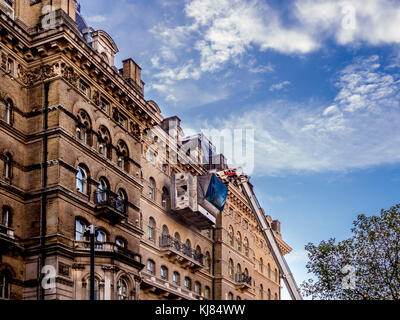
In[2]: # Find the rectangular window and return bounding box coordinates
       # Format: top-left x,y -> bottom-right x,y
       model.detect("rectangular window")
100,98 -> 110,112
78,80 -> 89,97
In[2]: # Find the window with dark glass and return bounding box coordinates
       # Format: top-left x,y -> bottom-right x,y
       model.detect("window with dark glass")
184,277 -> 192,291
147,260 -> 155,275
160,266 -> 168,281
148,217 -> 155,241
173,271 -> 180,286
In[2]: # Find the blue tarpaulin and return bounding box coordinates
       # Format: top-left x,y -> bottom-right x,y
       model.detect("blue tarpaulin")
205,174 -> 228,211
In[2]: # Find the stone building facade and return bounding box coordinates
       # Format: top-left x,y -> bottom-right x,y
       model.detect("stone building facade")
0,0 -> 291,300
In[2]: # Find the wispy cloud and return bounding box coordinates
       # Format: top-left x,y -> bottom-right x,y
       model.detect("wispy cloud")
193,56 -> 400,175
86,15 -> 107,23
269,81 -> 291,92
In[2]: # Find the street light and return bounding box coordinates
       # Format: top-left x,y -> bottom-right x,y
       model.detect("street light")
84,225 -> 97,300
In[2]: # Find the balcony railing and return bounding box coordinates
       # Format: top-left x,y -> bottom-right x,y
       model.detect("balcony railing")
235,272 -> 252,290
0,225 -> 14,238
94,190 -> 127,223
159,235 -> 203,265
159,235 -> 204,270
74,241 -> 142,266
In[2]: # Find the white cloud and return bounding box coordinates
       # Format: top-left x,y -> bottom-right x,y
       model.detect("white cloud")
192,56 -> 400,175
86,15 -> 107,23
295,0 -> 400,46
269,81 -> 291,92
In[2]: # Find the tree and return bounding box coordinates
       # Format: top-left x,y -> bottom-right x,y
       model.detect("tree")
302,204 -> 400,300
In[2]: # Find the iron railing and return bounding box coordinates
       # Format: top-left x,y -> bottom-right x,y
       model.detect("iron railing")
75,241 -> 142,264
235,272 -> 252,286
159,234 -> 204,265
94,190 -> 127,214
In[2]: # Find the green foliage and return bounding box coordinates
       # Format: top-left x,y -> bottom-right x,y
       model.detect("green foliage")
302,204 -> 400,300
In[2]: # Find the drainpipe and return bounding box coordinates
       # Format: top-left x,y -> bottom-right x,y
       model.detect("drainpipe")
39,81 -> 50,300
212,227 -> 216,300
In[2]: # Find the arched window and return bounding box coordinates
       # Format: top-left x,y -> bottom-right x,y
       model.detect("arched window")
4,99 -> 12,124
117,140 -> 129,172
86,278 -> 99,300
116,237 -> 126,248
194,281 -> 201,295
259,258 -> 264,273
76,110 -> 92,146
1,207 -> 11,228
116,189 -> 127,213
268,263 -> 271,279
148,177 -> 156,201
162,225 -> 169,236
204,286 -> 210,300
96,229 -> 106,248
228,259 -> 234,279
184,277 -> 192,291
236,232 -> 242,251
275,293 -> 278,300
236,296 -> 241,300
97,178 -> 109,203
244,237 -> 249,257
146,260 -> 155,275
260,284 -> 264,300
227,292 -> 234,300
194,245 -> 202,264
75,219 -> 88,241
205,251 -> 211,269
4,153 -> 12,179
268,289 -> 271,300
173,271 -> 180,286
174,232 -> 181,242
0,271 -> 11,299
148,217 -> 156,241
76,166 -> 88,194
274,269 -> 278,282
160,266 -> 168,281
98,126 -> 112,159
185,239 -> 191,249
161,187 -> 170,209
117,278 -> 128,300
228,225 -> 234,246
236,263 -> 242,280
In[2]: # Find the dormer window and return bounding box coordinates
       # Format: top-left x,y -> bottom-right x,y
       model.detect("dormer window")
78,80 -> 89,98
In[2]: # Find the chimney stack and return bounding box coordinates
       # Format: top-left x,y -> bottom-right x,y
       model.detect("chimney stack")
122,58 -> 144,95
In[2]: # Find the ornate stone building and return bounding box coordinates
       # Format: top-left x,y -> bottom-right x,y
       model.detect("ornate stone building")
0,1 -> 291,300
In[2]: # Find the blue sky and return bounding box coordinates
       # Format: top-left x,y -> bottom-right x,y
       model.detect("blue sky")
79,0 -> 400,299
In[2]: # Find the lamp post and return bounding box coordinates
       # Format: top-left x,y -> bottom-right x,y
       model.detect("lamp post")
84,225 -> 97,300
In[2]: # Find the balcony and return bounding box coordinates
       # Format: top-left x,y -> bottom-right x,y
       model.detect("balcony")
159,235 -> 204,272
0,224 -> 19,249
235,273 -> 252,291
141,272 -> 203,300
74,241 -> 144,270
94,190 -> 127,223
